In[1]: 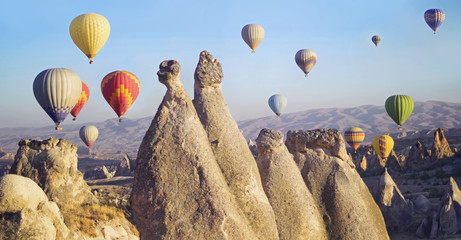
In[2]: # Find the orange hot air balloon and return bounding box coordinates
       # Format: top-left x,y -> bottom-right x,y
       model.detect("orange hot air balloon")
101,71 -> 140,122
71,81 -> 90,120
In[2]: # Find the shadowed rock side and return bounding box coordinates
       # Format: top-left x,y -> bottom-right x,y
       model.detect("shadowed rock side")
285,129 -> 389,240
131,60 -> 255,239
255,129 -> 327,240
375,168 -> 412,232
9,138 -> 98,206
193,51 -> 278,239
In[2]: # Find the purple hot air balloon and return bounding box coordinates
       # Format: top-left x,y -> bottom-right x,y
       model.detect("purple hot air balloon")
424,9 -> 445,34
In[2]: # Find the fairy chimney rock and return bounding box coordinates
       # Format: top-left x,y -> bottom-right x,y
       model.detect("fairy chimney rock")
431,128 -> 454,160
256,128 -> 327,240
131,60 -> 256,239
193,51 -> 278,239
9,138 -> 98,206
285,129 -> 389,240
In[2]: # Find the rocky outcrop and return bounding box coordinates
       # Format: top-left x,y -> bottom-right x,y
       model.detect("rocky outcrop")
0,174 -> 74,240
406,139 -> 430,169
10,138 -> 98,206
414,194 -> 432,214
285,129 -> 389,240
386,150 -> 404,171
193,51 -> 278,239
375,168 -> 412,232
114,154 -> 133,177
431,128 -> 454,160
256,129 -> 327,239
83,165 -> 113,180
131,60 -> 256,239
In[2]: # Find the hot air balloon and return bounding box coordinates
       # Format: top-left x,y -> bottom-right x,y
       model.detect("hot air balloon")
385,95 -> 414,130
101,71 -> 140,122
71,81 -> 90,121
372,35 -> 381,47
69,13 -> 110,64
344,127 -> 365,151
79,125 -> 99,148
424,9 -> 445,34
241,24 -> 264,53
268,94 -> 287,117
295,49 -> 317,77
373,135 -> 394,159
33,68 -> 82,130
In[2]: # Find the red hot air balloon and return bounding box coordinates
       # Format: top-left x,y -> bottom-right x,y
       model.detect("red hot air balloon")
101,71 -> 140,122
71,81 -> 90,120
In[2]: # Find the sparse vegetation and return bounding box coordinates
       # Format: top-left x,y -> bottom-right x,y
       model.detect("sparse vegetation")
0,214 -> 35,240
428,188 -> 445,199
60,203 -> 126,237
435,169 -> 448,178
451,166 -> 461,177
420,172 -> 430,180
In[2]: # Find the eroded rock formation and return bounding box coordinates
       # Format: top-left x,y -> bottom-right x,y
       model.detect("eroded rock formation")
406,139 -> 430,169
193,51 -> 278,239
10,138 -> 98,206
375,168 -> 412,232
285,129 -> 389,240
431,128 -> 454,160
131,60 -> 255,239
256,129 -> 327,240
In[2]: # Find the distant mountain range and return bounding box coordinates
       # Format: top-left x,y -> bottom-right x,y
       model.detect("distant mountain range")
1,100 -> 460,157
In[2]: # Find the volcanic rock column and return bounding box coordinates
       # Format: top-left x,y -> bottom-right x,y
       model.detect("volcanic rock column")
131,60 -> 255,239
193,51 -> 279,239
255,128 -> 327,240
285,129 -> 389,240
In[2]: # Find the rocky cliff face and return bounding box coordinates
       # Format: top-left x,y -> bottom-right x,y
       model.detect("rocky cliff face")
193,51 -> 279,239
10,138 -> 98,206
285,129 -> 389,240
406,139 -> 430,169
131,60 -> 256,239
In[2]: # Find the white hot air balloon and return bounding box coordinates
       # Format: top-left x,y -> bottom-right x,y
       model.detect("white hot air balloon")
79,125 -> 99,148
295,49 -> 317,77
241,24 -> 265,53
268,94 -> 287,117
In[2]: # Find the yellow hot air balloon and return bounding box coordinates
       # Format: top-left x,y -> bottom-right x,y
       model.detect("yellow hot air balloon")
295,49 -> 317,77
241,24 -> 264,53
373,135 -> 394,159
69,13 -> 110,64
344,127 -> 365,151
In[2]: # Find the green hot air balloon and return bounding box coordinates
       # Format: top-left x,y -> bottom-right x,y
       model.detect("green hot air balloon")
385,95 -> 414,130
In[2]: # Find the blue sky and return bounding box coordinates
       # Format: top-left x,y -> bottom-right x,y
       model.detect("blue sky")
0,0 -> 460,128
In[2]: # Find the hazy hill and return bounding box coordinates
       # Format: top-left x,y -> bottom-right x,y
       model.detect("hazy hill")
0,100 -> 460,156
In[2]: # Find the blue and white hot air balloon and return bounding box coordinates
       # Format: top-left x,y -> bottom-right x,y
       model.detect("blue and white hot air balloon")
268,94 -> 287,117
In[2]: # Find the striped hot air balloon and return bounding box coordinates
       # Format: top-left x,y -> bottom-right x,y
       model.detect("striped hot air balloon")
385,95 -> 414,130
344,127 -> 365,151
424,9 -> 445,34
33,68 -> 82,130
101,71 -> 140,122
372,35 -> 381,47
241,24 -> 265,53
71,81 -> 90,121
69,13 -> 110,64
295,49 -> 317,77
268,94 -> 287,117
373,135 -> 394,159
79,125 -> 99,148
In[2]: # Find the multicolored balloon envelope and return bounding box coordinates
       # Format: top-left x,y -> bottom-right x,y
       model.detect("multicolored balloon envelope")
33,68 -> 82,130
79,125 -> 99,148
268,94 -> 287,117
69,13 -> 110,64
424,9 -> 445,34
372,35 -> 381,47
101,71 -> 140,122
385,95 -> 414,130
71,81 -> 90,121
295,49 -> 317,77
373,135 -> 394,159
241,24 -> 265,53
344,127 -> 365,151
